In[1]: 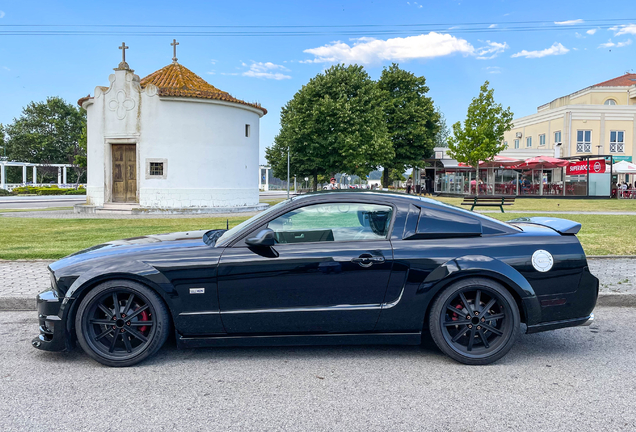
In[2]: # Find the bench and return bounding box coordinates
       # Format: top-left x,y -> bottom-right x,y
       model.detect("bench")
461,196 -> 516,213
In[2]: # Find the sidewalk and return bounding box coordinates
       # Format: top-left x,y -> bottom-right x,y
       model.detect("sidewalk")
1,258 -> 634,311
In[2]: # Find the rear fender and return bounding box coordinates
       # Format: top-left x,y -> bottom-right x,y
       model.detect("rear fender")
420,255 -> 541,325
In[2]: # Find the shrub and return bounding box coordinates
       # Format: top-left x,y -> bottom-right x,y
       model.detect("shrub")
12,186 -> 84,195
64,188 -> 87,195
0,188 -> 14,196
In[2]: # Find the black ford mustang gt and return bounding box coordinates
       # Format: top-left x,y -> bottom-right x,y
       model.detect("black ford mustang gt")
33,192 -> 598,366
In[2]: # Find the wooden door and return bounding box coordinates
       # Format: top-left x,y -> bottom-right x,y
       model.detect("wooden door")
112,144 -> 137,203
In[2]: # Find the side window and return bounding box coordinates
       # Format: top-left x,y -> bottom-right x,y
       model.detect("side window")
267,203 -> 393,244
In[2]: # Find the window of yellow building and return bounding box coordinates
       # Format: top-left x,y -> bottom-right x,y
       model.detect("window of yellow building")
539,134 -> 546,146
554,131 -> 561,144
577,130 -> 591,153
514,139 -> 519,149
526,136 -> 532,147
610,131 -> 624,153
604,99 -> 617,106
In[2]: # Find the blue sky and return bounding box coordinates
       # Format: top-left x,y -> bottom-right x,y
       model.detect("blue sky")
1,0 -> 635,164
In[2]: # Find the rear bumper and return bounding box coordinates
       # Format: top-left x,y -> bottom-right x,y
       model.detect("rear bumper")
526,313 -> 594,334
31,288 -> 68,352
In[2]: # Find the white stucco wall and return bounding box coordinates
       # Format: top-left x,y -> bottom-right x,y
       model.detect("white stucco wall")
83,67 -> 263,208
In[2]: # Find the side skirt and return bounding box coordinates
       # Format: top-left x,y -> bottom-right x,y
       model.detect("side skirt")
176,332 -> 422,349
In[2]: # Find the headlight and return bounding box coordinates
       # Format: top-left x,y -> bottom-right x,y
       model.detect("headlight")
50,272 -> 58,291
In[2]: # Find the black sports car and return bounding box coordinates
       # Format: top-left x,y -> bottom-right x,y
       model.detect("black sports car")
33,192 -> 597,366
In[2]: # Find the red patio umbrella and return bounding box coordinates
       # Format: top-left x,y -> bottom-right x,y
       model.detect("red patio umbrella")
513,155 -> 569,169
480,156 -> 522,168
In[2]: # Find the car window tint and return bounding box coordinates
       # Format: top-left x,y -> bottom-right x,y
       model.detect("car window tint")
267,203 -> 392,244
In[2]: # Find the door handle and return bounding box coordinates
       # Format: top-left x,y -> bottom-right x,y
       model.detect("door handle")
351,254 -> 385,268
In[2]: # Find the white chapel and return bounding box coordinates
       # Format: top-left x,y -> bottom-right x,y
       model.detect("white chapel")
78,41 -> 267,212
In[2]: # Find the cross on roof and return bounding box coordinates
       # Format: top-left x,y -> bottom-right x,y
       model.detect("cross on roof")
119,42 -> 129,63
171,39 -> 179,63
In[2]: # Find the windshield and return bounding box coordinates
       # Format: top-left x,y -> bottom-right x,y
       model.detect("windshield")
215,199 -> 292,246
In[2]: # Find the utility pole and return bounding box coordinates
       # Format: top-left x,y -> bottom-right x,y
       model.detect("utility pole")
287,146 -> 290,199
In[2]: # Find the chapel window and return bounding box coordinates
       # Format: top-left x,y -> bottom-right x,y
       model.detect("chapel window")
245,124 -> 251,137
150,162 -> 164,176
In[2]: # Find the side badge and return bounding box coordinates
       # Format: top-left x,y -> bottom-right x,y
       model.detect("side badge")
189,288 -> 205,294
532,250 -> 554,272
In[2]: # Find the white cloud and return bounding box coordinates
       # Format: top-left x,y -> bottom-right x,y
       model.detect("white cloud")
206,71 -> 215,75
599,39 -> 632,48
575,32 -> 584,39
488,24 -> 497,29
511,42 -> 569,59
0,11 -> 5,18
586,29 -> 597,35
554,19 -> 584,25
610,24 -> 636,36
476,40 -> 509,59
2,66 -> 9,71
407,1 -> 423,7
210,59 -> 217,65
242,62 -> 291,80
220,72 -> 239,76
485,66 -> 501,74
303,32 -> 475,64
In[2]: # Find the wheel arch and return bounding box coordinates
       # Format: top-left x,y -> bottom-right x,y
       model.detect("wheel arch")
420,255 -> 541,329
63,272 -> 177,344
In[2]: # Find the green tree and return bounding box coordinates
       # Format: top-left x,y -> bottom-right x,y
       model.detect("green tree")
434,108 -> 451,148
3,97 -> 86,183
378,64 -> 439,188
266,64 -> 392,190
446,81 -> 514,195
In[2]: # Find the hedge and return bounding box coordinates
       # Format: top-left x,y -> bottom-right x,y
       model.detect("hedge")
12,186 -> 86,196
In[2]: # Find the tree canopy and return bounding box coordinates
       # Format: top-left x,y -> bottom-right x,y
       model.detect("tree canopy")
447,81 -> 514,170
378,64 -> 439,188
2,97 -> 86,183
266,64 -> 393,190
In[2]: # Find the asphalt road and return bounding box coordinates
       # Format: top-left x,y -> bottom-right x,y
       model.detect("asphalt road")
0,195 -> 86,209
2,307 -> 635,432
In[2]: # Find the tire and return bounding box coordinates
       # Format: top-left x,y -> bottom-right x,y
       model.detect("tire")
75,280 -> 170,367
429,278 -> 520,365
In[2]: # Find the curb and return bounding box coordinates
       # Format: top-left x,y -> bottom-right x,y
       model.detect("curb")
1,293 -> 635,312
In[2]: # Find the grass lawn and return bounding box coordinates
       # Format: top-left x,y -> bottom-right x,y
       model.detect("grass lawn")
0,217 -> 250,260
0,208 -> 632,260
432,196 -> 636,212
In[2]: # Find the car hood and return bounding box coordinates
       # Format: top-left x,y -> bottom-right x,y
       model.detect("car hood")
49,229 -> 216,271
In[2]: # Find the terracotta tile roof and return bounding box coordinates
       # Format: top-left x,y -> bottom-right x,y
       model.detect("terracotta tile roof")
593,73 -> 636,87
140,62 -> 266,115
77,94 -> 92,107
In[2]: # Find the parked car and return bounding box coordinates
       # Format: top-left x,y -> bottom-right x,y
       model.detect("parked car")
33,191 -> 597,366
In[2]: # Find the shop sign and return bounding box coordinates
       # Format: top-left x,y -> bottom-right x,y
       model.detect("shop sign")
605,155 -> 633,163
566,160 -> 606,175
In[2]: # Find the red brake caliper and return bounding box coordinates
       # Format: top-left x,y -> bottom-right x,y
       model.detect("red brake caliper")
138,309 -> 150,333
451,303 -> 464,321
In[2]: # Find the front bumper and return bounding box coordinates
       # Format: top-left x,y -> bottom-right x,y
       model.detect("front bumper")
31,288 -> 68,352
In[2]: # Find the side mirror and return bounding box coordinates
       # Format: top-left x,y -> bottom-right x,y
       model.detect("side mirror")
245,228 -> 277,247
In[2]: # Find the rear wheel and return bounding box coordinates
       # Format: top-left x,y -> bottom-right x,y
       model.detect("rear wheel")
75,280 -> 170,367
429,278 -> 520,365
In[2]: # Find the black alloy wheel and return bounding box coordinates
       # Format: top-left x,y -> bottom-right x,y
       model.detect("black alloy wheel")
429,278 -> 520,365
75,280 -> 170,367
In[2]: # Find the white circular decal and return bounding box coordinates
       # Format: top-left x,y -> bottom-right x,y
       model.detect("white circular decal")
593,161 -> 602,173
532,250 -> 554,272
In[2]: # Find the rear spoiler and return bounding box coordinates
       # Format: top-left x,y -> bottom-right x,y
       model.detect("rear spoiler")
506,217 -> 581,235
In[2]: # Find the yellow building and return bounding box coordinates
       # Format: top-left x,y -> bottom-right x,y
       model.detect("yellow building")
501,73 -> 636,162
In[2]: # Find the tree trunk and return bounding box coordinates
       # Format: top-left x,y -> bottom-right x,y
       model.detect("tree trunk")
382,168 -> 390,189
313,171 -> 318,192
475,165 -> 479,196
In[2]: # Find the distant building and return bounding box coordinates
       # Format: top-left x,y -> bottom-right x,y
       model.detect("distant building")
501,73 -> 636,161
78,42 -> 267,212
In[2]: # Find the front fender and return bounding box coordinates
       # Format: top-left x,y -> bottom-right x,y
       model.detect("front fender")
420,255 -> 541,325
58,260 -> 178,342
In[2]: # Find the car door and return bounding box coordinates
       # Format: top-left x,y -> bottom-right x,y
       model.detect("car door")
217,201 -> 395,334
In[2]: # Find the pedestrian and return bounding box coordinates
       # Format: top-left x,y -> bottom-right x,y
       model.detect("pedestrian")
406,177 -> 413,194
325,177 -> 338,190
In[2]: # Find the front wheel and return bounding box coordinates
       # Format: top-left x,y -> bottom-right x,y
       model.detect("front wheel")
429,278 -> 520,365
75,280 -> 170,367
